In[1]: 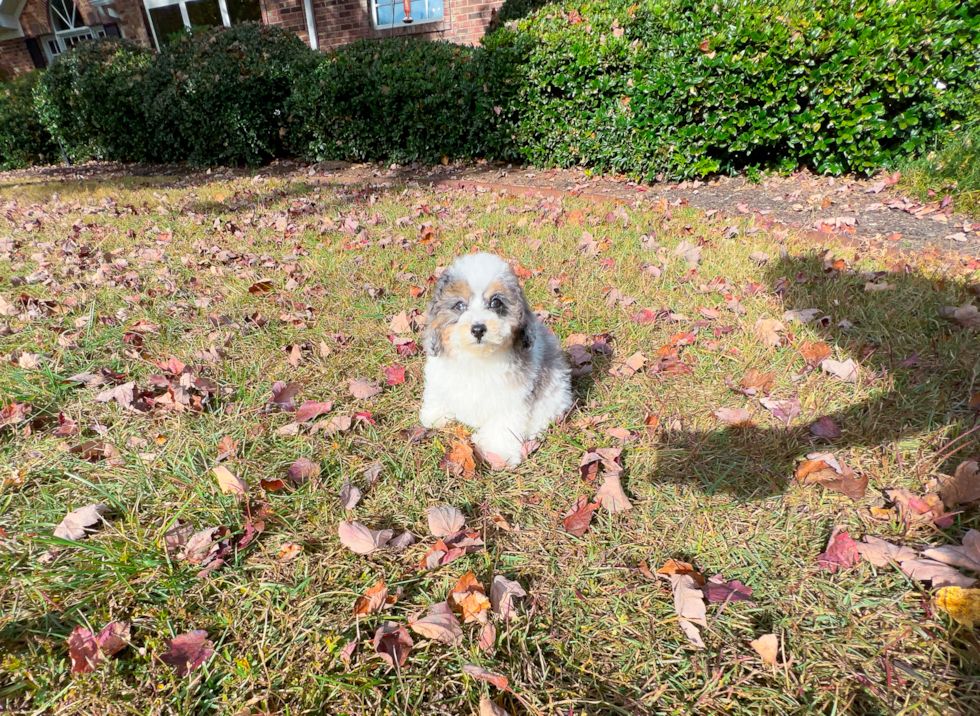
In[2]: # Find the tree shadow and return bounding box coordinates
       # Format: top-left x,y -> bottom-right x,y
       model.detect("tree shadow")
628,250 -> 979,500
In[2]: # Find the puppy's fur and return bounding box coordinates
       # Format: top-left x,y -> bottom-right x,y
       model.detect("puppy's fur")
420,253 -> 572,466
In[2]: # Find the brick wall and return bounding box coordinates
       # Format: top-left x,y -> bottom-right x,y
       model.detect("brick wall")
2,0 -> 503,78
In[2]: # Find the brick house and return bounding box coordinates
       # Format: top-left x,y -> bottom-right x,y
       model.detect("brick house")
0,0 -> 503,76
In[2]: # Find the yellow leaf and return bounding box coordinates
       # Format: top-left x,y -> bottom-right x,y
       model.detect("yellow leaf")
935,587 -> 980,628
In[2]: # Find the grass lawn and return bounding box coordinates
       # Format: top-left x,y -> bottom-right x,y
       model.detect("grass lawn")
1,167 -> 979,716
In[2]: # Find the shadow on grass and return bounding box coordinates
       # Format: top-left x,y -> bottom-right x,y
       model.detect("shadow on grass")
622,251 -> 979,500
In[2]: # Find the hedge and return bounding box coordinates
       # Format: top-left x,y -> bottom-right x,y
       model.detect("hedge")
0,72 -> 54,170
494,0 -> 980,178
288,37 -> 523,164
34,39 -> 155,164
143,23 -> 318,166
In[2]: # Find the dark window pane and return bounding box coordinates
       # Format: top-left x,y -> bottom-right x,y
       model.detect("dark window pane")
103,23 -> 122,38
26,38 -> 47,69
227,0 -> 262,24
150,5 -> 186,47
186,0 -> 223,29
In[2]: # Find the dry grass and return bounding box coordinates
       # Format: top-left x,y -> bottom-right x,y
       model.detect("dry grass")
1,166 -> 979,716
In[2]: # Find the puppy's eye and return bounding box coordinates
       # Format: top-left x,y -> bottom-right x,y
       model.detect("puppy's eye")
489,296 -> 503,310
452,301 -> 466,311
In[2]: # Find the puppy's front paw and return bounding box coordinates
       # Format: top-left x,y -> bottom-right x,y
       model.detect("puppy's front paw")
473,428 -> 523,468
420,403 -> 451,429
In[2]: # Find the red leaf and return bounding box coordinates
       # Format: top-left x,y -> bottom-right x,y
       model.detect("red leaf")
295,400 -> 332,423
816,527 -> 859,572
563,496 -> 599,537
158,630 -> 214,676
383,365 -> 406,385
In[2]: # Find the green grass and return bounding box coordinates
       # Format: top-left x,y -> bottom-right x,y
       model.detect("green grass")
1,169 -> 979,715
902,124 -> 980,218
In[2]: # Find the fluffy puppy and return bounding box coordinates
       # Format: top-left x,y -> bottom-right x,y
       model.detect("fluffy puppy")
419,253 -> 572,466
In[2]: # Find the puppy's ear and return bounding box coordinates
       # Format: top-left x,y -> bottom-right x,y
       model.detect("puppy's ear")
422,272 -> 451,357
514,295 -> 535,353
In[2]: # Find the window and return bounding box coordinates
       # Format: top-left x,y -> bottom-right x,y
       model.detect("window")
372,0 -> 444,30
142,0 -> 261,49
40,0 -> 117,64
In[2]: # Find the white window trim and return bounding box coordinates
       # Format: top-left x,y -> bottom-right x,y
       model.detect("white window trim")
371,0 -> 444,31
143,0 -> 235,50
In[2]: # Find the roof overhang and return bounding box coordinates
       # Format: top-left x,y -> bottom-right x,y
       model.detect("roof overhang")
0,0 -> 28,41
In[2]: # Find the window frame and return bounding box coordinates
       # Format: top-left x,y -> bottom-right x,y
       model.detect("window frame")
143,0 -> 251,50
371,0 -> 445,31
40,0 -> 115,64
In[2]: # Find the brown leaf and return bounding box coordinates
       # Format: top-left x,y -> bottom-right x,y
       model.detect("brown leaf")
159,630 -> 214,676
270,381 -> 302,410
308,414 -> 352,436
809,417 -> 842,439
427,505 -> 465,537
816,527 -> 859,572
740,368 -> 774,395
278,541 -> 303,563
213,466 -> 247,500
939,304 -> 980,329
338,521 -> 393,554
374,622 -> 413,668
490,575 -> 527,619
54,504 -> 109,541
163,519 -> 195,555
922,530 -> 980,573
94,381 -> 135,408
439,441 -> 477,478
800,341 -> 831,367
930,460 -> 980,509
95,621 -> 129,658
821,358 -> 859,383
353,579 -> 389,617
901,558 -> 978,588
595,474 -> 633,513
714,407 -> 755,427
67,627 -> 101,674
215,436 -> 237,461
563,496 -> 599,537
449,571 -> 491,624
609,351 -> 646,377
339,482 -> 362,510
409,602 -> 463,645
248,279 -> 275,295
657,559 -> 706,586
753,318 -> 785,348
286,457 -> 320,486
855,536 -> 918,567
462,664 -> 511,691
886,488 -> 947,525
348,378 -> 382,400
668,574 -> 707,648
389,311 -> 412,334
478,622 -> 496,653
750,633 -> 780,666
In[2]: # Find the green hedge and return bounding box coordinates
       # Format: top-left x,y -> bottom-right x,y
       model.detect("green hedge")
34,39 -> 154,163
144,23 -> 318,166
493,0 -> 980,178
288,37 -> 522,165
0,72 -> 55,170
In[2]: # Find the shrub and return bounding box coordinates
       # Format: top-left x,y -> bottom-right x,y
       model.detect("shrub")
143,23 -> 317,166
490,0 -> 980,179
288,37 -> 522,165
0,72 -> 55,170
34,39 -> 154,163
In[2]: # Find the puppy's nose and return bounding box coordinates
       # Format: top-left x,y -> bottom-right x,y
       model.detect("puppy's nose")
471,323 -> 487,340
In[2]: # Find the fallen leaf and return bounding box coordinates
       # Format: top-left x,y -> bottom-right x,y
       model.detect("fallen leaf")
563,496 -> 599,537
595,474 -> 633,513
409,602 -> 463,645
901,559 -> 978,588
490,575 -> 527,619
855,535 -> 917,567
462,664 -> 511,691
278,541 -> 303,563
478,621 -> 496,653
67,621 -> 129,674
749,251 -> 770,264
810,416 -> 842,439
295,400 -> 333,423
439,441 -> 477,478
270,381 -> 302,410
701,577 -> 753,603
782,308 -> 822,323
427,505 -> 465,537
248,279 -> 275,295
338,521 -> 393,555
348,378 -> 382,400
163,519 -> 195,555
449,571 -> 491,624
750,634 -> 779,666
94,381 -> 135,408
215,436 -> 237,461
922,530 -> 980,573
213,466 -> 247,500
159,630 -> 213,676
816,527 -> 860,572
714,407 -> 754,426
353,579 -> 389,616
759,397 -> 800,426
753,318 -> 785,348
479,698 -> 509,716
309,414 -> 352,436
389,311 -> 412,334
339,482 -> 362,510
821,358 -> 859,383
287,457 -> 320,486
740,368 -> 774,395
935,586 -> 980,628
668,573 -> 707,648
886,488 -> 947,525
609,351 -> 646,377
374,622 -> 413,669
930,461 -> 980,509
383,365 -> 406,385
657,559 -> 706,586
800,341 -> 831,367
54,504 -> 109,541
796,455 -> 866,499
938,304 -> 980,329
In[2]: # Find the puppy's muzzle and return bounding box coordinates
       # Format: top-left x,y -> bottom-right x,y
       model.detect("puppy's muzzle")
471,323 -> 487,342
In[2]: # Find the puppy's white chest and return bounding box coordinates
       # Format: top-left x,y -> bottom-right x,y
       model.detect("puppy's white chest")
425,355 -> 524,428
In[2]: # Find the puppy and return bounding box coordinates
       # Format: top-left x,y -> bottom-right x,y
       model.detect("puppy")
420,253 -> 572,466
